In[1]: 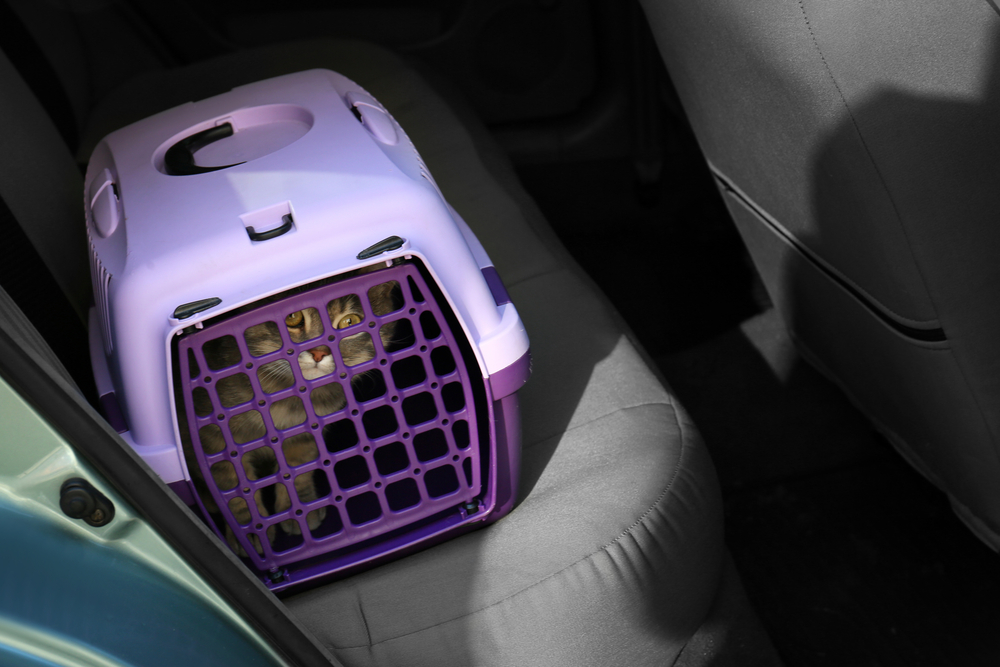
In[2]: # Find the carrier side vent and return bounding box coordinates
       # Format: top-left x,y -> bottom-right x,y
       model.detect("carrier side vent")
89,238 -> 113,354
414,152 -> 433,184
380,101 -> 439,191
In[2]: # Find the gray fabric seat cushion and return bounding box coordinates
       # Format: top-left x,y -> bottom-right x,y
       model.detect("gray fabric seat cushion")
79,40 -> 724,666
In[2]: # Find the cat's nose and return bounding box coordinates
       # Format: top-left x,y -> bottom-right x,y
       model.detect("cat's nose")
309,347 -> 330,363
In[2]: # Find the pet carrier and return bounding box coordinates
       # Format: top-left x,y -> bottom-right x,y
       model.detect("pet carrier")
84,69 -> 529,591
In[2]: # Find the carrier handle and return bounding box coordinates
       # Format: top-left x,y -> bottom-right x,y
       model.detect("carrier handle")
164,122 -> 245,176
246,213 -> 294,242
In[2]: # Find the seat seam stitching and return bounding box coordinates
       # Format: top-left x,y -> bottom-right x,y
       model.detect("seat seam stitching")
711,163 -> 942,331
523,398 -> 671,450
795,0 -> 942,325
795,0 -> 1000,475
502,265 -> 570,291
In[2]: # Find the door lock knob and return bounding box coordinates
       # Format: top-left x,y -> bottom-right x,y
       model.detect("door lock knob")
59,478 -> 115,527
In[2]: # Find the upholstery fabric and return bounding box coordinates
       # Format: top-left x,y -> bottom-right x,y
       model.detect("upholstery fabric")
0,287 -> 75,387
0,51 -> 89,321
77,40 -> 727,664
640,0 -> 1000,543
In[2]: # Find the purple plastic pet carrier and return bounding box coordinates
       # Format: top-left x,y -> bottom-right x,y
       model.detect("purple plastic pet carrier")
84,69 -> 529,591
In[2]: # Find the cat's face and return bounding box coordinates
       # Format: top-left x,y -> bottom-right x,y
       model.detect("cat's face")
245,292 -> 379,393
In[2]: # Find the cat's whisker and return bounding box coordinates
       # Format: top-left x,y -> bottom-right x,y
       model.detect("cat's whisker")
257,363 -> 295,388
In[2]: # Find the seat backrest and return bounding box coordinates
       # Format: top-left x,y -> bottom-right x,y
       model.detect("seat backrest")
2,0 -> 178,149
0,0 -> 185,397
640,0 -> 1000,546
0,48 -> 93,394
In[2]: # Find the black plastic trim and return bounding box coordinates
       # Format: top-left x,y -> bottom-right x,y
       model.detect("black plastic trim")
714,173 -> 947,344
173,297 -> 222,320
164,123 -> 245,176
247,214 -> 294,242
357,235 -> 405,260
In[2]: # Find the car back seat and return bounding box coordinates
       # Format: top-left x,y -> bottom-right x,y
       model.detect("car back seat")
639,0 -> 1000,548
0,3 -> 780,664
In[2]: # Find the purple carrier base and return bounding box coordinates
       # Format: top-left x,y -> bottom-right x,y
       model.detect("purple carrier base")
175,261 -> 525,591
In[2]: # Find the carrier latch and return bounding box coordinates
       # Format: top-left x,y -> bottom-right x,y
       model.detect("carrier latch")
173,297 -> 222,320
357,235 -> 406,260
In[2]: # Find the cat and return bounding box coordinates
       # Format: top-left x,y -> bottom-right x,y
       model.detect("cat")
178,271 -> 403,557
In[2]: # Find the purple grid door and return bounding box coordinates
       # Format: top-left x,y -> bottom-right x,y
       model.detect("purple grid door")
176,262 -> 483,574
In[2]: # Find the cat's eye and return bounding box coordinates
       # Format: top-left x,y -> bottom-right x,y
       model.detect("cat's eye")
285,311 -> 304,327
336,314 -> 362,329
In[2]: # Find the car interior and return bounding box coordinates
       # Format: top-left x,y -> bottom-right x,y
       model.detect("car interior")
1,0 -> 999,665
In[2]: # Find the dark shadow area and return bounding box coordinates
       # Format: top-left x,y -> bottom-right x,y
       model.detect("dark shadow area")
515,96 -> 763,357
656,311 -> 880,492
726,451 -> 1000,667
657,309 -> 1000,666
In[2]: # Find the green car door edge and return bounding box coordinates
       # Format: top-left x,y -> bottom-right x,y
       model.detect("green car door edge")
0,375 -> 289,667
